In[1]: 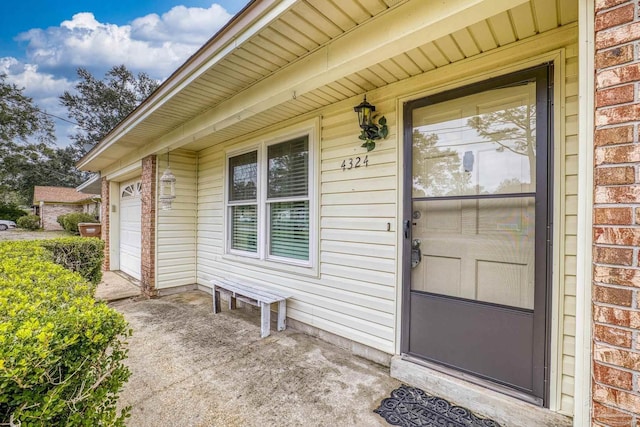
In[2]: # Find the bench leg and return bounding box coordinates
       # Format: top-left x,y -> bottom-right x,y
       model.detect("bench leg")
277,300 -> 286,331
229,295 -> 236,310
260,302 -> 271,338
213,288 -> 221,314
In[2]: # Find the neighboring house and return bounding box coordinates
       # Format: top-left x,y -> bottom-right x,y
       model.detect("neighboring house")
77,1 -> 637,425
33,186 -> 100,230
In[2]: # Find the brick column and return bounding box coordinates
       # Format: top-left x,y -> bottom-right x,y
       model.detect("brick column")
141,155 -> 157,297
101,176 -> 110,271
593,1 -> 640,424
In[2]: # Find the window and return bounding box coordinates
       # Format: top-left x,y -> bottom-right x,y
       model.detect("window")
228,152 -> 258,253
226,135 -> 311,265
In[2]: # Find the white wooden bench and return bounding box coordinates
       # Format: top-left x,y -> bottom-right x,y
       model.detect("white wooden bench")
211,278 -> 290,338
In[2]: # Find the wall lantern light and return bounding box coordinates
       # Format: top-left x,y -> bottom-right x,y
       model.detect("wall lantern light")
354,95 -> 388,152
159,150 -> 176,211
354,95 -> 375,131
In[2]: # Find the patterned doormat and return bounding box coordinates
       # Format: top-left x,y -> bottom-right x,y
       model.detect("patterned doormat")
375,385 -> 502,427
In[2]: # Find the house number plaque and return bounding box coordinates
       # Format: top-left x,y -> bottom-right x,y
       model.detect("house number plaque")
340,155 -> 369,171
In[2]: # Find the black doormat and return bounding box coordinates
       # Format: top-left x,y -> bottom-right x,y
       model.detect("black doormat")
375,385 -> 502,427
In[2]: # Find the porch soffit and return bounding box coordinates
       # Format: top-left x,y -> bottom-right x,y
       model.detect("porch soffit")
83,0 -> 578,172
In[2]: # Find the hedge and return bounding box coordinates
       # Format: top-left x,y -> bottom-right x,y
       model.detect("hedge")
0,240 -> 131,426
57,213 -> 99,235
41,237 -> 105,286
16,214 -> 41,230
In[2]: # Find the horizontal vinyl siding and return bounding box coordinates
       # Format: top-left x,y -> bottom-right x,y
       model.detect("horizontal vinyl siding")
196,149 -> 224,263
196,102 -> 398,354
156,149 -> 197,289
193,36 -> 578,410
319,99 -> 398,350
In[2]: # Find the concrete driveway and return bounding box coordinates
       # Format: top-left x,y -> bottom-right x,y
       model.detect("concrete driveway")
110,289 -> 400,426
0,229 -> 68,241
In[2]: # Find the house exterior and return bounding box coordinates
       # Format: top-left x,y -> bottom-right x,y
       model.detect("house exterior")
32,186 -> 100,230
77,0 -> 640,425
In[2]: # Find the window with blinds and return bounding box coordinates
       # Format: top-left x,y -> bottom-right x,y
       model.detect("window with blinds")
267,137 -> 309,260
226,135 -> 311,264
228,151 -> 258,253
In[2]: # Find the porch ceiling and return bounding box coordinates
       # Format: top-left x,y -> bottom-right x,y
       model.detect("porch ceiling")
80,0 -> 577,171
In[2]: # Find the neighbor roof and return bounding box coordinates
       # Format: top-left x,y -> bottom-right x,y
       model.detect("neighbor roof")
33,186 -> 99,204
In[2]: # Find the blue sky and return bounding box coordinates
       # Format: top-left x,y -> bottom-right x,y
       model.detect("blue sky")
1,0 -> 246,145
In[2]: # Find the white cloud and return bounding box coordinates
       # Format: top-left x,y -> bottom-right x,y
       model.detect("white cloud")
1,57 -> 73,99
131,4 -> 231,44
1,58 -> 77,145
16,3 -> 232,79
3,3 -> 234,147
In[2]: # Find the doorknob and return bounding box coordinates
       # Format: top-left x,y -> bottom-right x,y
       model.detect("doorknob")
411,239 -> 422,268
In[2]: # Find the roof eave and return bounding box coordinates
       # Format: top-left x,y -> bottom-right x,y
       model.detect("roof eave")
77,0 -> 288,172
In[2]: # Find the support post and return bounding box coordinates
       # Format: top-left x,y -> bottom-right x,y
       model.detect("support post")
260,302 -> 271,338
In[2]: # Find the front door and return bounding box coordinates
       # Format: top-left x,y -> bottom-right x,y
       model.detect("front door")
402,65 -> 552,405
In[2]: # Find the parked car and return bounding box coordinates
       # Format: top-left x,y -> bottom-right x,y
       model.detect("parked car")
0,220 -> 17,231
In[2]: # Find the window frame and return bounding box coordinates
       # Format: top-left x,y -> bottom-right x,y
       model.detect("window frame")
264,136 -> 310,263
223,121 -> 317,272
227,148 -> 260,258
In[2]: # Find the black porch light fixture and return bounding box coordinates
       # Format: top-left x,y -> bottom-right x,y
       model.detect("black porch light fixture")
354,95 -> 388,152
354,95 -> 376,130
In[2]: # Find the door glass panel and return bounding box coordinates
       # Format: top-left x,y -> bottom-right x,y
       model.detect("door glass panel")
411,197 -> 535,309
412,82 -> 537,198
411,81 -> 537,310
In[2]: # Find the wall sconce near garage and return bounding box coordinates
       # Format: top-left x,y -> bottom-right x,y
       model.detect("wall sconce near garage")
354,95 -> 388,152
159,150 -> 176,211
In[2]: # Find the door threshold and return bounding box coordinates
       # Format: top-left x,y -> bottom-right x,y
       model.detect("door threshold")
402,353 -> 541,406
390,355 -> 572,427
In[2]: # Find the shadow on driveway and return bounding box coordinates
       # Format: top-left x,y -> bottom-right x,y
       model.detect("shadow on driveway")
111,291 -> 400,426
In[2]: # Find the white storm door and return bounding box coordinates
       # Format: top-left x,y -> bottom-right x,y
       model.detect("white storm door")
120,181 -> 142,280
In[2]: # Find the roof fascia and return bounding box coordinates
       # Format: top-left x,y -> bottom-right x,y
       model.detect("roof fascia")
78,0 -> 294,171
76,173 -> 101,192
135,0 -> 528,157
104,160 -> 143,181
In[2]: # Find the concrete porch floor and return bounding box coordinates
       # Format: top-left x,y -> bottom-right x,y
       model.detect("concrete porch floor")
98,275 -> 401,426
95,271 -> 141,302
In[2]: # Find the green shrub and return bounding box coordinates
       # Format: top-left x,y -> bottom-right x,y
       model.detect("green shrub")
56,213 -> 67,228
0,203 -> 28,222
58,212 -> 98,234
41,237 -> 105,286
0,240 -> 130,426
16,214 -> 41,230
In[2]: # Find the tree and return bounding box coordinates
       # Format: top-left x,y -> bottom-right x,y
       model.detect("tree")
411,129 -> 472,197
0,74 -> 55,146
60,65 -> 160,155
0,73 -> 58,204
1,144 -> 85,204
26,146 -> 85,198
466,102 -> 536,186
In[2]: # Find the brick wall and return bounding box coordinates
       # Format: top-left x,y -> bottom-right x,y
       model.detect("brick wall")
141,155 -> 157,297
41,204 -> 83,230
593,0 -> 640,424
101,177 -> 110,270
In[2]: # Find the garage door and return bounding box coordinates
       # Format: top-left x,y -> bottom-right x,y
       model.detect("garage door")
120,180 -> 142,280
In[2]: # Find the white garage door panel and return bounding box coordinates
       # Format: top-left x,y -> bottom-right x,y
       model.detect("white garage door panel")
120,181 -> 142,280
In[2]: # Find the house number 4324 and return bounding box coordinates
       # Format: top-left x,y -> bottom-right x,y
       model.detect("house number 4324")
341,155 -> 368,171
